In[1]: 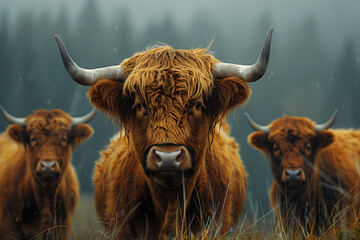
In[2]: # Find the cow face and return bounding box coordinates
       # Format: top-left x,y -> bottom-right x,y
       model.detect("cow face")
248,115 -> 335,193
55,28 -> 272,188
88,48 -> 251,188
5,109 -> 93,189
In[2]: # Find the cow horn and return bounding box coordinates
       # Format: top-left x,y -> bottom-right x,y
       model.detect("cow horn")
72,108 -> 96,125
54,35 -> 125,86
213,27 -> 273,82
244,112 -> 270,133
0,105 -> 26,125
314,110 -> 338,132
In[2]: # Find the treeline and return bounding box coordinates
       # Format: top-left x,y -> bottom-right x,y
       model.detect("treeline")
0,0 -> 359,212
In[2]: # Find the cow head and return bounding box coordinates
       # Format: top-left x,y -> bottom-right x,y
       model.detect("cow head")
0,106 -> 95,189
55,28 -> 273,189
246,111 -> 337,193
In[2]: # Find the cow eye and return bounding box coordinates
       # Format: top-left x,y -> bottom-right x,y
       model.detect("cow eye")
62,136 -> 68,143
273,144 -> 280,155
195,102 -> 202,111
29,137 -> 36,145
132,103 -> 143,112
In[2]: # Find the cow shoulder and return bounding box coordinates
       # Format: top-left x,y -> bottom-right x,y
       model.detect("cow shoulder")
316,129 -> 360,190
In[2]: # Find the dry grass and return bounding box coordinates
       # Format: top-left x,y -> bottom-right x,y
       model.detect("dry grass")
66,194 -> 360,240
70,193 -> 105,240
68,156 -> 360,239
67,193 -> 360,240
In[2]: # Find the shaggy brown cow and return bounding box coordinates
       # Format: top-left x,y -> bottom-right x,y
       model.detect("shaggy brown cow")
0,106 -> 95,239
55,28 -> 273,239
246,111 -> 360,232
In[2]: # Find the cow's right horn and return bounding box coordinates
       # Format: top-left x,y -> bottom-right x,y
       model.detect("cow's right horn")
213,27 -> 273,82
0,105 -> 26,125
244,112 -> 270,133
72,108 -> 97,125
54,35 -> 125,86
314,110 -> 338,132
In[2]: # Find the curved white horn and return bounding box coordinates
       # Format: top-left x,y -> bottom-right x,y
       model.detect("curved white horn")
214,27 -> 273,82
72,108 -> 96,125
245,112 -> 270,133
54,35 -> 125,86
0,105 -> 26,125
315,110 -> 338,132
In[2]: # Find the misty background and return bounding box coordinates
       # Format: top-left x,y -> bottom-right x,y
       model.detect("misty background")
0,0 -> 359,219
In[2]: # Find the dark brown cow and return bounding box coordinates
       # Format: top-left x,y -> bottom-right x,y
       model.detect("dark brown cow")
246,111 -> 360,233
0,106 -> 95,239
55,28 -> 273,239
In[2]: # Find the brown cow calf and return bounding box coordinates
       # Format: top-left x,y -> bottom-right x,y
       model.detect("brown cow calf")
246,111 -> 360,233
0,106 -> 95,239
55,28 -> 273,239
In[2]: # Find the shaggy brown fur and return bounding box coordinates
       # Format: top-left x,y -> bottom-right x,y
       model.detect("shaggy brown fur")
91,46 -> 250,239
0,109 -> 93,239
248,115 -> 360,232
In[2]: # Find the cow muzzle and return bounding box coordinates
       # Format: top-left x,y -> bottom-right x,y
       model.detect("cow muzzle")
144,144 -> 194,188
281,168 -> 306,184
36,160 -> 61,186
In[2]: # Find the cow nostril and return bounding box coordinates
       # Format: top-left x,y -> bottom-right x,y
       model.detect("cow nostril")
51,162 -> 56,168
175,150 -> 184,163
153,151 -> 162,163
41,162 -> 45,168
296,171 -> 301,176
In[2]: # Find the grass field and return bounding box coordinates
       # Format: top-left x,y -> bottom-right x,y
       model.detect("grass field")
70,193 -> 105,240
68,193 -> 360,240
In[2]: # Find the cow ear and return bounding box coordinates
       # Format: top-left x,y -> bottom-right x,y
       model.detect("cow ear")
7,124 -> 27,143
207,77 -> 251,117
316,130 -> 335,150
70,124 -> 94,145
87,79 -> 133,124
248,131 -> 270,153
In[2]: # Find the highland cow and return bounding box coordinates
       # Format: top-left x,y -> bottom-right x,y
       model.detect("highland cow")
246,111 -> 360,232
0,106 -> 95,239
55,28 -> 273,239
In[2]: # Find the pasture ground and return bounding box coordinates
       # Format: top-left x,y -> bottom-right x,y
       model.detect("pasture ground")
69,193 -> 360,239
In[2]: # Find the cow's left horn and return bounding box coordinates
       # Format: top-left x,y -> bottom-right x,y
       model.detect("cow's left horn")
314,110 -> 338,132
54,35 -> 125,86
213,27 -> 273,82
0,105 -> 26,125
245,112 -> 270,133
72,108 -> 96,125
